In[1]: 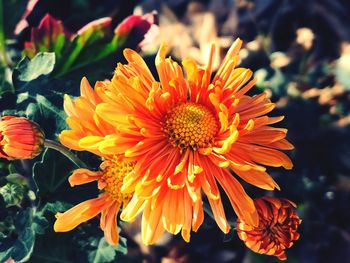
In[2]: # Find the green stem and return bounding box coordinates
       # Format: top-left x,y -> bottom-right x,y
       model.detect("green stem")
0,0 -> 9,67
58,42 -> 84,74
43,139 -> 87,168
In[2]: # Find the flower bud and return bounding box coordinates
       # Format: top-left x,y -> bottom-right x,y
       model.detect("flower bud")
24,14 -> 71,58
0,116 -> 45,160
236,197 -> 301,261
114,12 -> 158,48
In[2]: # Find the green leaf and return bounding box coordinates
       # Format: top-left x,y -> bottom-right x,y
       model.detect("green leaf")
0,66 -> 14,95
43,201 -> 73,214
56,18 -> 112,75
6,173 -> 29,187
0,208 -> 48,262
25,94 -> 68,139
13,52 -> 55,83
0,65 -> 16,110
32,213 -> 49,235
115,236 -> 128,255
88,238 -> 125,263
33,148 -> 78,198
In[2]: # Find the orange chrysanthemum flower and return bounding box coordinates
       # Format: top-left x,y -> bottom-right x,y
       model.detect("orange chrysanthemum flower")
236,197 -> 301,261
0,116 -> 44,160
60,38 -> 293,244
55,79 -> 136,245
54,156 -> 135,245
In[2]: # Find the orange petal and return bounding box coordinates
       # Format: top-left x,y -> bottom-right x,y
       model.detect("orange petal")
54,195 -> 111,232
215,169 -> 259,227
232,167 -> 280,191
141,201 -> 165,245
101,201 -> 121,245
68,168 -> 102,187
120,195 -> 146,221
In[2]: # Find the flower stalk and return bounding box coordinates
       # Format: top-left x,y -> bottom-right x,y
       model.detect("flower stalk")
44,139 -> 87,168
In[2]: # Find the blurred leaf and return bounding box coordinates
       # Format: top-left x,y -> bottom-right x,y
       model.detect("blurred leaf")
33,148 -> 77,198
0,66 -> 14,95
116,236 -> 128,255
335,53 -> 350,90
56,17 -> 113,75
6,173 -> 29,187
43,201 -> 73,214
75,17 -> 112,47
0,208 -> 48,262
13,52 -> 55,87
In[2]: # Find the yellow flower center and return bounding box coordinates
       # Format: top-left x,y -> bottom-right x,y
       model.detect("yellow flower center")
164,102 -> 218,150
101,158 -> 134,204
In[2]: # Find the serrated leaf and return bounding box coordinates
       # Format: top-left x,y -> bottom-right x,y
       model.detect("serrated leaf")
33,148 -> 78,197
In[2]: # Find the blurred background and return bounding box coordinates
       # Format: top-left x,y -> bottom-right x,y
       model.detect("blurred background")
1,0 -> 350,262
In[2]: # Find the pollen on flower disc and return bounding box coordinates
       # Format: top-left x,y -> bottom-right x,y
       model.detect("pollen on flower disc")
163,102 -> 218,151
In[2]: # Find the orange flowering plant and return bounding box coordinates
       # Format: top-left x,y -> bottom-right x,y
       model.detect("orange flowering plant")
55,37 -> 300,259
0,2 -> 307,262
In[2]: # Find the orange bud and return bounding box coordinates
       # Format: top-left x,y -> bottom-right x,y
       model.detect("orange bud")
236,197 -> 301,261
0,116 -> 45,160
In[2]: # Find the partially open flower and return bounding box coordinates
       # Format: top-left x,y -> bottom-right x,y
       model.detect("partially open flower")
0,116 -> 45,160
236,197 -> 301,260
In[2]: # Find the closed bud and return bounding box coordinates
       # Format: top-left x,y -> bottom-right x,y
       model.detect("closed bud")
236,197 -> 301,261
0,116 -> 45,160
